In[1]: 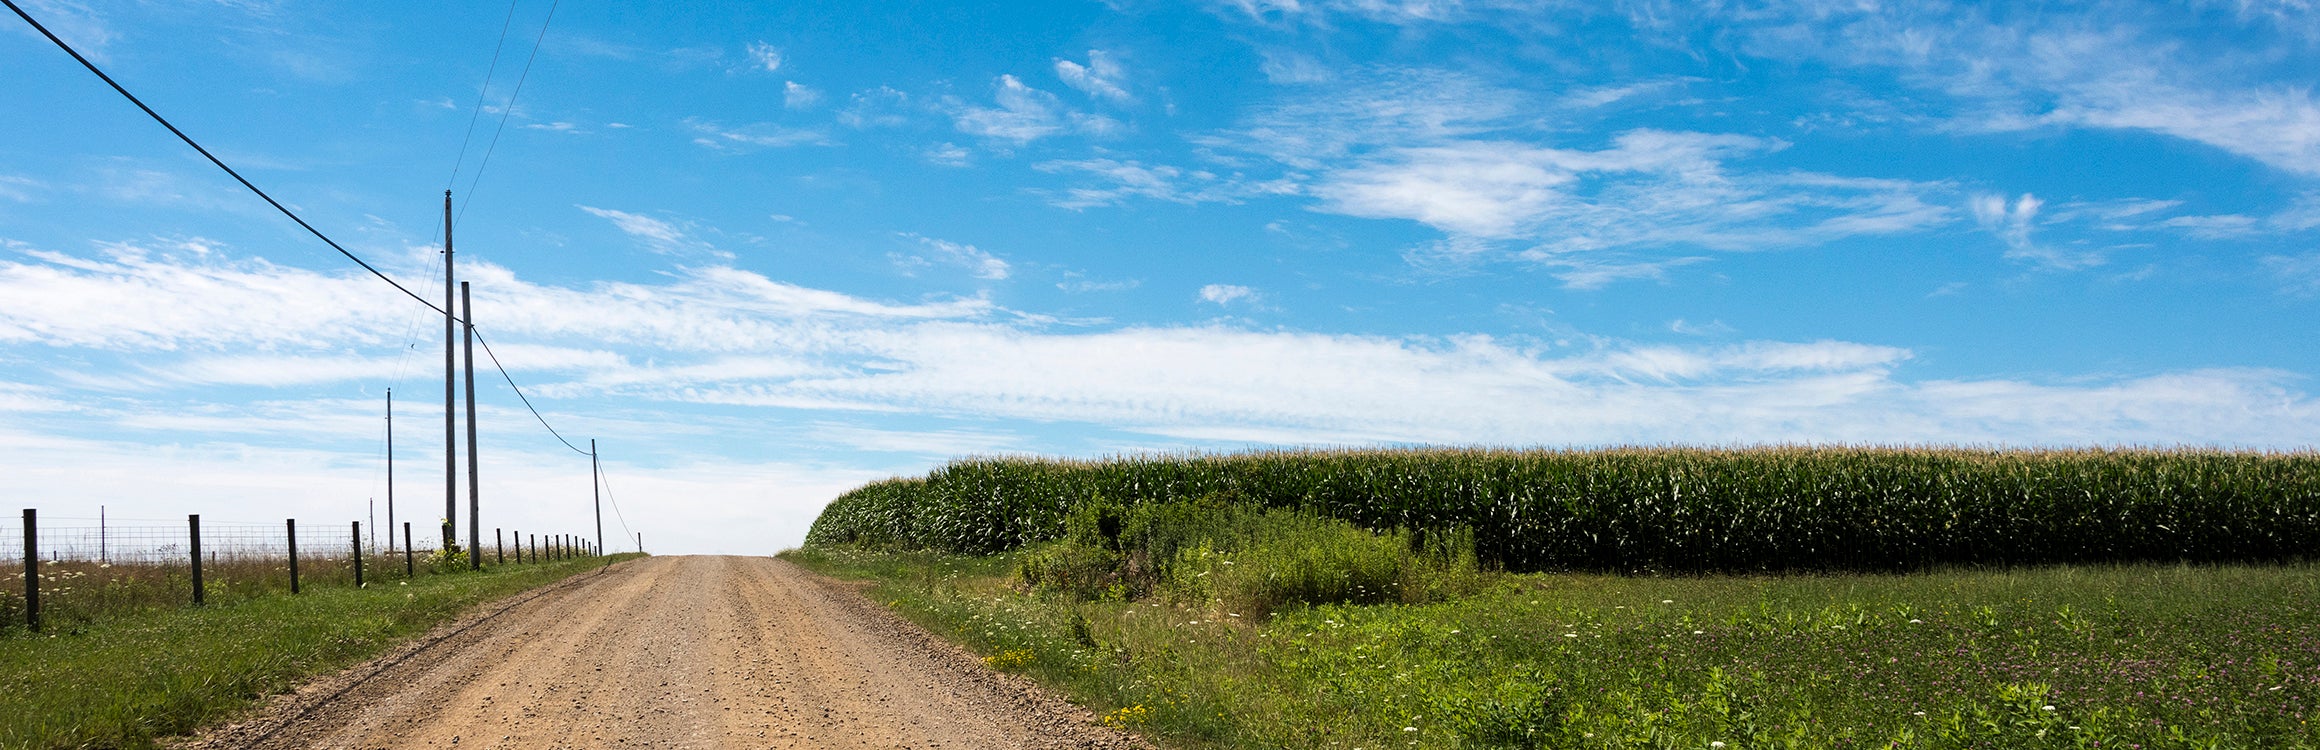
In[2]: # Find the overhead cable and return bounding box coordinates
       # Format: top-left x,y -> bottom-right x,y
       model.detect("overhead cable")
2,0 -> 451,319
594,459 -> 636,544
445,0 -> 524,192
473,329 -> 592,457
457,0 -> 560,224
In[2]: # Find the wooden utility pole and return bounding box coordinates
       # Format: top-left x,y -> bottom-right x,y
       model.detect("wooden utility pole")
442,191 -> 457,552
463,281 -> 481,570
592,439 -> 602,558
385,387 -> 395,556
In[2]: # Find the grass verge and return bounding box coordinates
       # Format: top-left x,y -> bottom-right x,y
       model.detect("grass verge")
786,545 -> 2320,749
0,553 -> 643,750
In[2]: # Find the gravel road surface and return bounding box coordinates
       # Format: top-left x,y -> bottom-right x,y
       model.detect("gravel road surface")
185,556 -> 1147,750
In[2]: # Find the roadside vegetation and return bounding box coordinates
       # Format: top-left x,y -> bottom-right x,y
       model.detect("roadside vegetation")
0,552 -> 641,750
792,447 -> 2320,748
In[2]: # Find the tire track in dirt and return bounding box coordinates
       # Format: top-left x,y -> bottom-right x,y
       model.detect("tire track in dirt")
183,556 -> 1146,750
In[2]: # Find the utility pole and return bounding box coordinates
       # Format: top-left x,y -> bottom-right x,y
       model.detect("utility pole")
385,387 -> 395,556
442,190 -> 457,552
463,281 -> 481,570
591,439 -> 602,558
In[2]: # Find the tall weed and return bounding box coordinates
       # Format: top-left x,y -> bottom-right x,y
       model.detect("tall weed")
1020,497 -> 1478,617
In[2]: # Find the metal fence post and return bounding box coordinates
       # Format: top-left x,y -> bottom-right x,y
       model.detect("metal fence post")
23,509 -> 38,632
189,514 -> 204,606
353,521 -> 364,588
287,519 -> 300,594
403,522 -> 414,578
495,528 -> 503,565
530,533 -> 537,563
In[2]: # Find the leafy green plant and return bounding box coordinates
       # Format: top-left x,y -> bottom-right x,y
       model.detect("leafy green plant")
423,545 -> 470,575
1434,673 -> 1573,749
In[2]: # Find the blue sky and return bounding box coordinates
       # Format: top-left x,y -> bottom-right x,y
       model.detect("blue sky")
3,0 -> 2318,553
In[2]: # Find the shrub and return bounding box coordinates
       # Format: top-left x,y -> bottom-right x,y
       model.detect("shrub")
1017,542 -> 1123,600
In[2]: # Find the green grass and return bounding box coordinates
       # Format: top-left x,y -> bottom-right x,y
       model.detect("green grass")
787,544 -> 2320,749
0,553 -> 642,750
806,447 -> 2320,572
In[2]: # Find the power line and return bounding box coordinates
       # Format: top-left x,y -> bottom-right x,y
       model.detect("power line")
444,0 -> 524,193
2,0 -> 450,319
473,329 -> 591,457
594,458 -> 635,546
9,0 -> 607,487
457,0 -> 560,225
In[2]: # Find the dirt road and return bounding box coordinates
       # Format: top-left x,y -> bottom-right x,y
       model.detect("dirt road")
188,556 -> 1145,750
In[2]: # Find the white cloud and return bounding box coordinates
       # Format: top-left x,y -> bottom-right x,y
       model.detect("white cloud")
895,234 -> 1010,280
522,121 -> 583,133
684,118 -> 833,150
1175,72 -> 1956,279
576,205 -> 730,259
1058,273 -> 1140,293
924,142 -> 971,167
1257,49 -> 1332,84
783,81 -> 822,109
1737,8 -> 2320,177
0,175 -> 43,202
11,0 -> 117,61
839,87 -> 913,129
1034,159 -> 1287,209
2264,253 -> 2320,296
1972,192 -> 2103,270
1055,50 -> 1131,103
1198,284 -> 1257,306
745,41 -> 782,72
950,75 -> 1118,144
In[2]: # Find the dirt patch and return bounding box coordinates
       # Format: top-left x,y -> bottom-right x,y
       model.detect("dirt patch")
178,556 -> 1150,749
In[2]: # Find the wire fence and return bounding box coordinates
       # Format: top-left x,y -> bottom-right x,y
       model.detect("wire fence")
3,517 -> 599,566
5,510 -> 605,634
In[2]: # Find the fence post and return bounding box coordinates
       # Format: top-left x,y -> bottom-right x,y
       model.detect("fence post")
637,531 -> 642,554
287,519 -> 301,594
23,509 -> 38,632
403,522 -> 414,578
352,521 -> 364,588
189,514 -> 204,606
529,533 -> 536,563
495,528 -> 503,565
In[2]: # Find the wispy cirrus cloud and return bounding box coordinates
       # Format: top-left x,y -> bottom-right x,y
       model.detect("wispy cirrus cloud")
577,205 -> 733,260
684,118 -> 834,150
1033,158 -> 1294,209
892,234 -> 1011,280
783,81 -> 821,110
0,175 -> 44,202
1198,283 -> 1258,306
950,75 -> 1121,144
1036,70 -> 1951,285
1726,4 -> 2320,177
1055,50 -> 1131,103
1972,192 -> 2105,270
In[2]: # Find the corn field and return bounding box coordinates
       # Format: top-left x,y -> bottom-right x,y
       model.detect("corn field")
804,447 -> 2320,572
